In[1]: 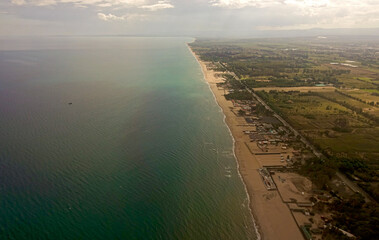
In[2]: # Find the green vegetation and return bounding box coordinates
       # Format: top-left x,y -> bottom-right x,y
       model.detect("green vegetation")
299,157 -> 338,189
190,37 -> 379,239
254,90 -> 379,201
225,91 -> 254,100
190,38 -> 379,187
299,157 -> 378,239
330,195 -> 379,240
190,37 -> 379,90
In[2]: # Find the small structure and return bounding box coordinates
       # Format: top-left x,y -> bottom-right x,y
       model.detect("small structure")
249,133 -> 266,142
300,225 -> 312,240
258,168 -> 277,190
297,202 -> 314,207
245,118 -> 255,124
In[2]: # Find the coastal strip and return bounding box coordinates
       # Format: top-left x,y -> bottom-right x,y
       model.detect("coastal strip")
188,45 -> 304,240
188,45 -> 261,240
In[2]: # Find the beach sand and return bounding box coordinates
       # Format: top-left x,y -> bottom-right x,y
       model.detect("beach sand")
189,47 -> 304,240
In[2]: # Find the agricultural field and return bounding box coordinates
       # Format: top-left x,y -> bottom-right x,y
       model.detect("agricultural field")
256,91 -> 370,129
191,37 -> 379,239
255,90 -> 379,203
311,128 -> 379,154
190,36 -> 379,201
252,86 -> 336,93
255,90 -> 378,157
340,88 -> 379,105
317,90 -> 379,118
191,37 -> 379,90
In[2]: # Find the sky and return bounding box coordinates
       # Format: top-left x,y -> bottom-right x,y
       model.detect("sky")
1,0 -> 379,36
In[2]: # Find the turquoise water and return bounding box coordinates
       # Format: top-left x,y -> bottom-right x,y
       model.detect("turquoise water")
0,37 -> 257,239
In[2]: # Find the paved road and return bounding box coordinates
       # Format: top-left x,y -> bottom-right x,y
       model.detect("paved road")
336,171 -> 373,202
218,62 -> 323,157
245,83 -> 377,203
224,68 -> 375,202
217,61 -> 375,202
245,83 -> 324,158
249,86 -> 376,203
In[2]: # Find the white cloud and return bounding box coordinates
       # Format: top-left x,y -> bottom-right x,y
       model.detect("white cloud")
210,0 -> 379,29
97,12 -> 126,21
210,0 -> 281,8
210,0 -> 379,12
285,0 -> 330,8
7,0 -> 379,31
10,0 -> 174,10
97,12 -> 146,21
97,3 -> 113,8
11,0 -> 26,5
11,0 -> 57,6
140,0 -> 174,11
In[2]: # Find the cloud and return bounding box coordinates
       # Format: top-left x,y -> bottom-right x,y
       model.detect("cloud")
140,0 -> 174,11
10,0 -> 174,10
6,0 -> 379,33
209,0 -> 378,12
97,12 -> 126,21
97,12 -> 146,21
97,3 -> 113,8
210,0 -> 282,8
11,0 -> 26,5
11,0 -> 57,6
209,0 -> 379,29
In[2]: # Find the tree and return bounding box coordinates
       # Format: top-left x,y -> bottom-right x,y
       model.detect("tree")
334,117 -> 349,131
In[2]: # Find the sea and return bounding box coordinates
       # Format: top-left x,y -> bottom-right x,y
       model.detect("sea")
0,37 -> 258,239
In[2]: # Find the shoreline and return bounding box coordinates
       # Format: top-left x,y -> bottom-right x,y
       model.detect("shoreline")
188,44 -> 304,240
187,45 -> 262,240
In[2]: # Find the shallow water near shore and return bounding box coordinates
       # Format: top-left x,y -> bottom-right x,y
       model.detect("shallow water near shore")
0,37 -> 257,239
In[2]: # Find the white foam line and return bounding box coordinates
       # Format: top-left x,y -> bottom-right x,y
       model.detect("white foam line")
187,42 -> 261,240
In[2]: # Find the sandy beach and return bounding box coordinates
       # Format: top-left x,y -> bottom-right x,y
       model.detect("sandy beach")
189,47 -> 304,240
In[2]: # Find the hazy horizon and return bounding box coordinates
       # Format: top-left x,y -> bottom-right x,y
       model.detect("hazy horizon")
1,0 -> 379,37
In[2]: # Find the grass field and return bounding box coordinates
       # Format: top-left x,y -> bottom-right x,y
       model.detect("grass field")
256,90 -> 378,163
317,91 -> 379,116
253,86 -> 335,92
341,89 -> 379,104
338,76 -> 378,89
311,128 -> 379,154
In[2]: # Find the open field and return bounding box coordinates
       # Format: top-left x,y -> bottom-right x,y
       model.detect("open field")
253,86 -> 335,92
338,76 -> 378,89
341,88 -> 379,104
317,91 -> 379,117
310,127 -> 379,154
255,91 -> 379,157
256,91 -> 371,128
273,172 -> 313,203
